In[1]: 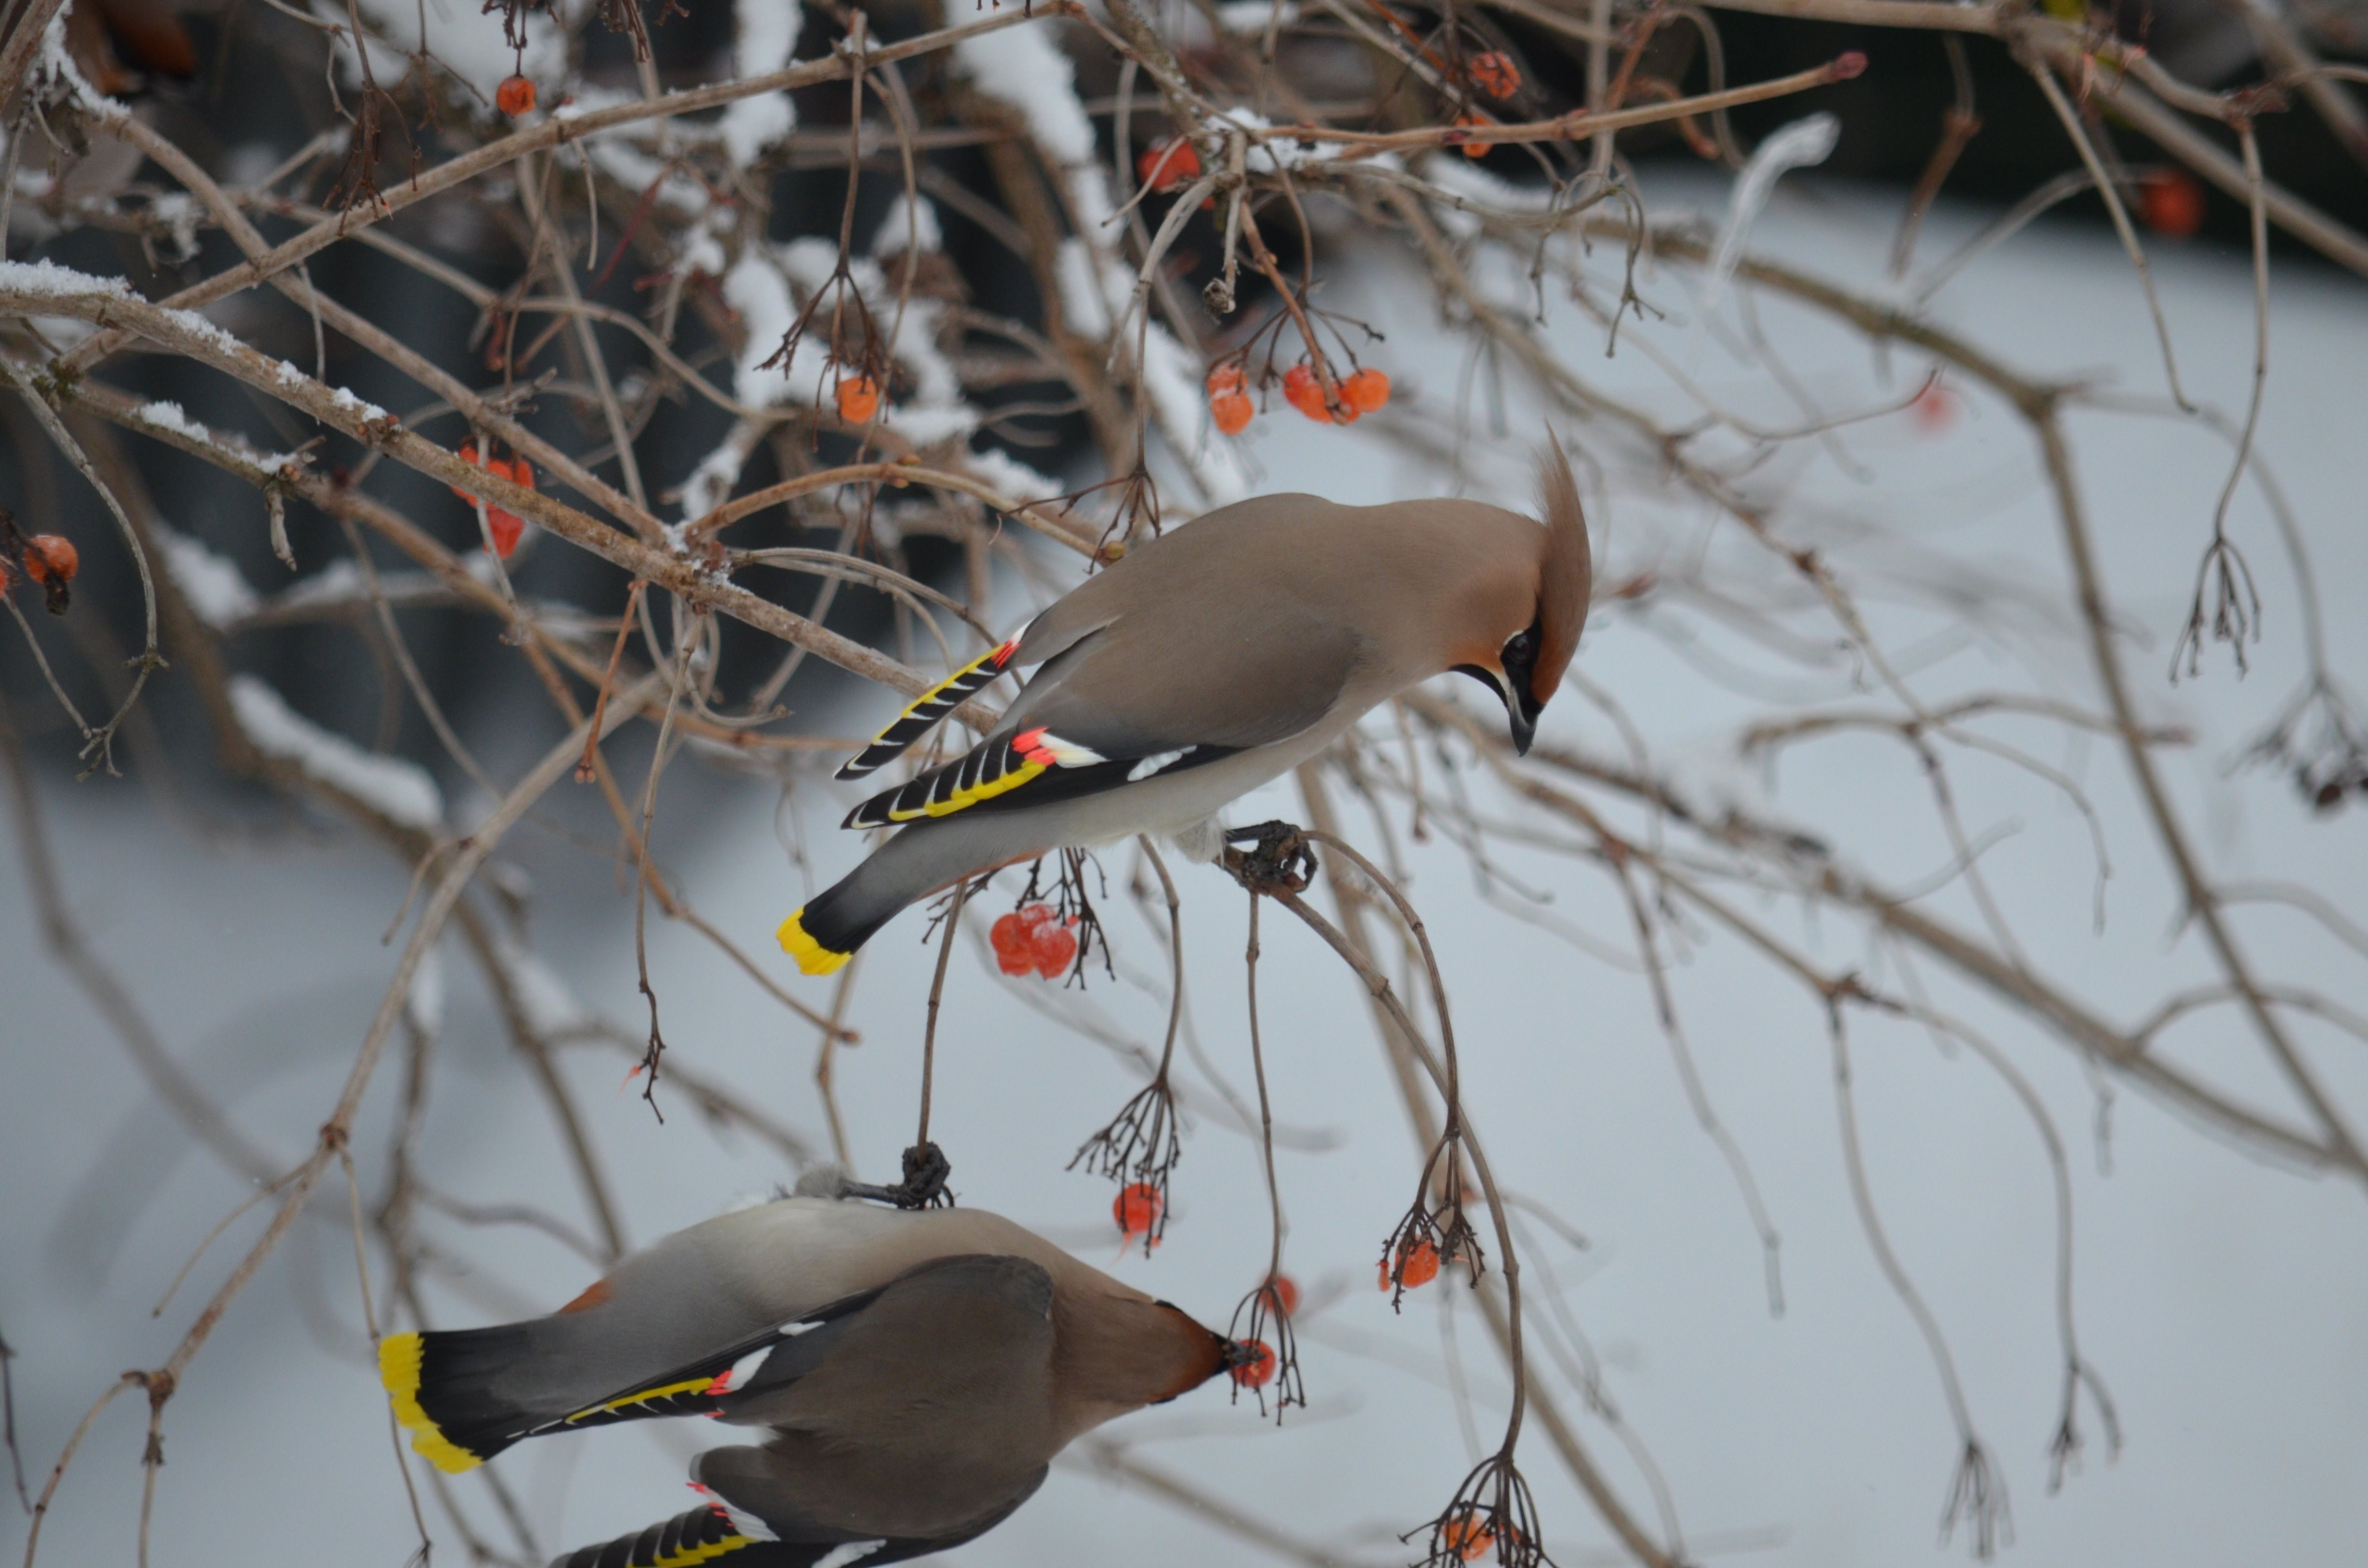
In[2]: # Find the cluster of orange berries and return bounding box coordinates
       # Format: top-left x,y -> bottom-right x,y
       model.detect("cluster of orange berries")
496,74 -> 535,117
1208,361 -> 1390,435
1466,51 -> 1521,101
990,903 -> 1079,978
447,441 -> 535,557
834,373 -> 881,424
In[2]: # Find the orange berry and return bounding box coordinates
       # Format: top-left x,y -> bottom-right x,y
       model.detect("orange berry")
1452,114 -> 1492,159
487,510 -> 523,558
1468,51 -> 1520,100
1342,368 -> 1390,414
496,74 -> 535,117
1206,362 -> 1245,397
1231,1340 -> 1277,1389
1283,363 -> 1332,422
1443,1514 -> 1494,1561
1910,382 -> 1957,434
1211,391 -> 1254,435
1034,921 -> 1078,978
835,375 -> 881,424
1113,1182 -> 1163,1237
2138,168 -> 2204,240
1261,1274 -> 1300,1315
1137,136 -> 1200,193
1395,1237 -> 1441,1289
22,535 -> 78,585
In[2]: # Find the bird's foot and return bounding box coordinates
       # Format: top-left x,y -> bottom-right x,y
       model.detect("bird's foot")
843,1141 -> 956,1210
1222,820 -> 1318,895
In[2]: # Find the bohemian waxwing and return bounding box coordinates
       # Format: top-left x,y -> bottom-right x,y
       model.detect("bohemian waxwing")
379,1170 -> 1241,1568
776,443 -> 1592,974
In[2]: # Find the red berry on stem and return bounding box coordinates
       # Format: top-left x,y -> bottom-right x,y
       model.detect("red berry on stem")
1261,1274 -> 1300,1315
1443,1515 -> 1494,1561
2139,168 -> 2205,240
497,74 -> 536,117
1231,1340 -> 1277,1389
1342,368 -> 1390,414
1395,1237 -> 1441,1289
1468,51 -> 1520,100
1136,136 -> 1200,193
1283,364 -> 1330,422
1113,1182 -> 1162,1237
23,535 -> 78,585
1211,391 -> 1254,435
836,375 -> 881,423
1034,921 -> 1078,978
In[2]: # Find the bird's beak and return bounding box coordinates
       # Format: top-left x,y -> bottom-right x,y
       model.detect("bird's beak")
1453,663 -> 1538,756
1506,703 -> 1536,757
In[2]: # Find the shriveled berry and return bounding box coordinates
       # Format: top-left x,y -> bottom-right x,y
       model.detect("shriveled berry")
496,74 -> 536,117
1206,362 -> 1245,396
1137,136 -> 1200,193
835,375 -> 881,423
1211,391 -> 1254,435
1454,113 -> 1491,159
1342,368 -> 1390,414
23,535 -> 78,585
1442,1514 -> 1494,1561
1231,1340 -> 1277,1389
1113,1181 -> 1163,1237
1468,51 -> 1520,100
1394,1237 -> 1441,1289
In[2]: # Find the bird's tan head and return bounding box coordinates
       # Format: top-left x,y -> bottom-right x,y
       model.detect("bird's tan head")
1450,441 -> 1592,755
1052,1288 -> 1234,1438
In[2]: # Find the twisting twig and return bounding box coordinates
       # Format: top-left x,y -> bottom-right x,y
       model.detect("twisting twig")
1224,892 -> 1307,1418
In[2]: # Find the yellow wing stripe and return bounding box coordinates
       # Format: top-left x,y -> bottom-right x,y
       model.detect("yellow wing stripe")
379,1332 -> 484,1474
573,1374 -> 720,1420
647,1533 -> 752,1568
884,641 -> 1008,734
886,758 -> 1047,821
778,907 -> 853,975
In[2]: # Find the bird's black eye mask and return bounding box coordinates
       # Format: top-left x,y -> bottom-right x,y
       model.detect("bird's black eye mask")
1454,615 -> 1545,754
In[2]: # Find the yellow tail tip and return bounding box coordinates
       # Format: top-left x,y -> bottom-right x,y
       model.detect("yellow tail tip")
377,1332 -> 483,1474
777,908 -> 852,976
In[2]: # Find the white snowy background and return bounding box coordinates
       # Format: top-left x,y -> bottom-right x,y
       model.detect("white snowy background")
5,168 -> 2367,1568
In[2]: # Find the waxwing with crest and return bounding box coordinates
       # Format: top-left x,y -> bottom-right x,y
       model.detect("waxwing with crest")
776,442 -> 1592,976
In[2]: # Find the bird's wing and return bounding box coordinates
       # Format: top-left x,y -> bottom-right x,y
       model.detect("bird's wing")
471,1277 -> 890,1449
545,1469 -> 1048,1568
840,606 -> 1360,831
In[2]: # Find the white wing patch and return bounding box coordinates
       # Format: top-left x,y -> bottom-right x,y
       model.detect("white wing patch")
1127,746 -> 1196,782
708,1346 -> 773,1395
814,1540 -> 888,1568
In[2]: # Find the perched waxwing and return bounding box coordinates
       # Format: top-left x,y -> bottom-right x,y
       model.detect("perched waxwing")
379,1169 -> 1242,1568
776,443 -> 1592,975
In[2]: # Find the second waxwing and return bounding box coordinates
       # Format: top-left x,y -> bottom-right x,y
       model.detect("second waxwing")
380,1169 -> 1245,1568
776,442 -> 1592,974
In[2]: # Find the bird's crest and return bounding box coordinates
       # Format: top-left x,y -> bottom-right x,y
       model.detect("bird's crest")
1534,439 -> 1592,706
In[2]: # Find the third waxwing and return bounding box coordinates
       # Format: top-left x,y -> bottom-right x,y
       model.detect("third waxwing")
776,442 -> 1592,974
379,1169 -> 1244,1568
